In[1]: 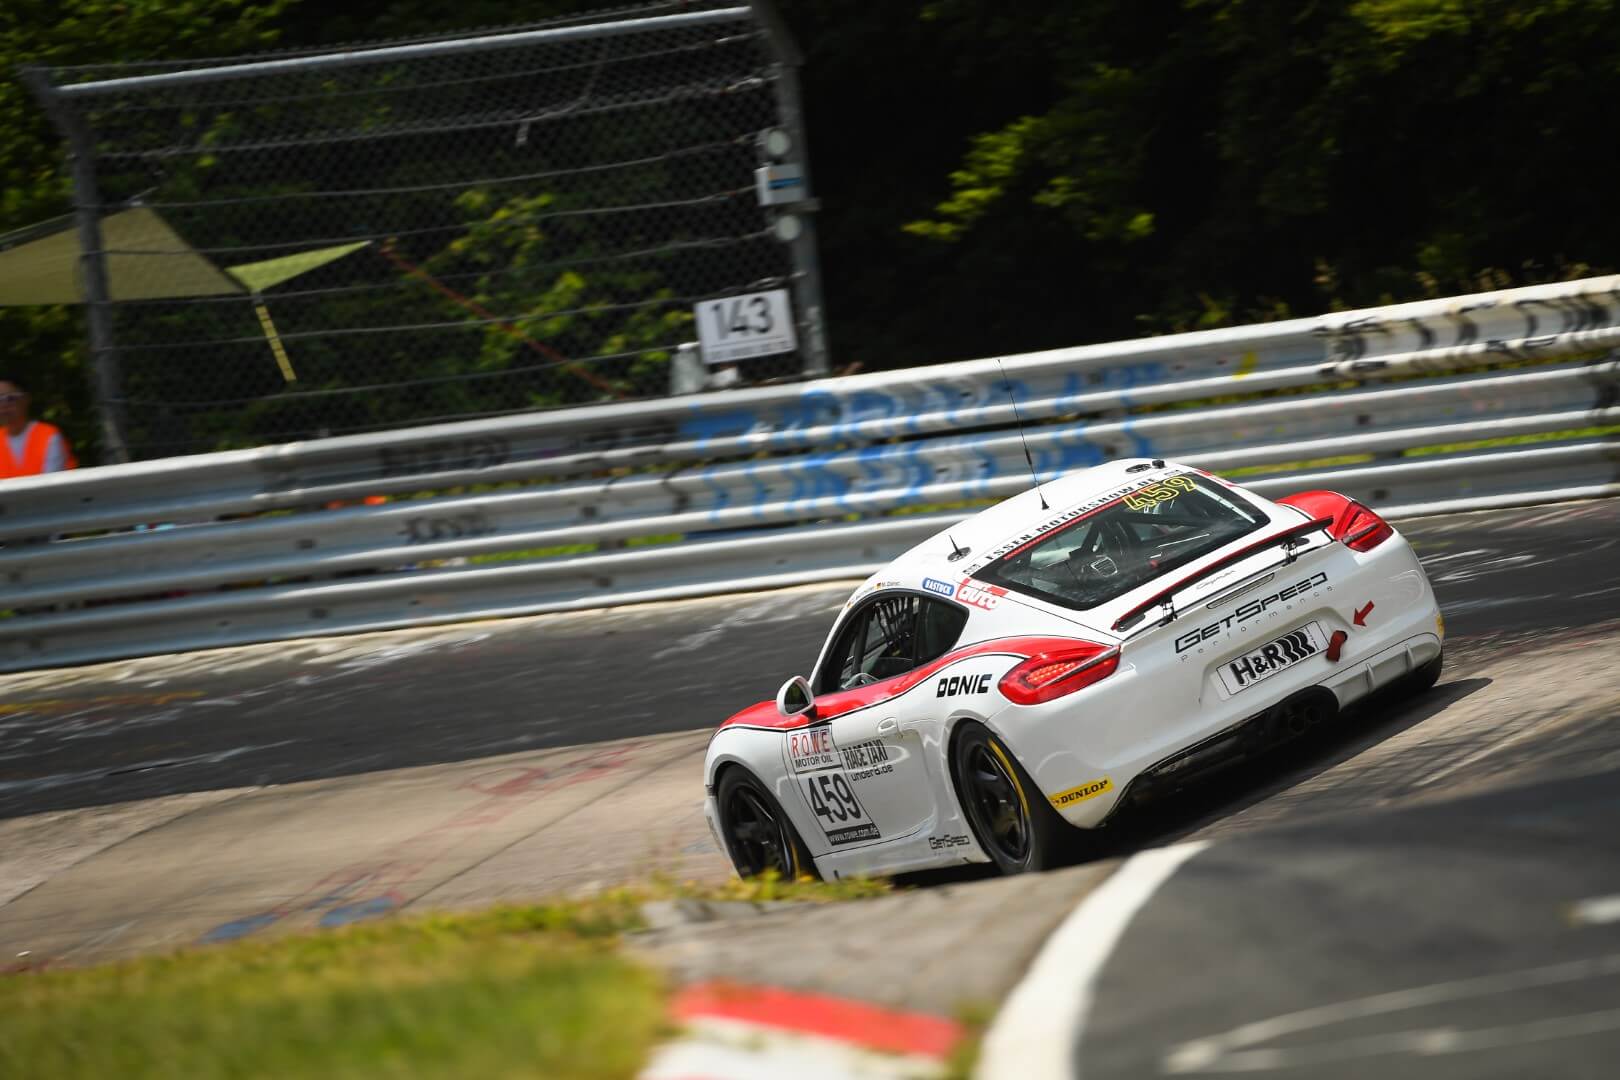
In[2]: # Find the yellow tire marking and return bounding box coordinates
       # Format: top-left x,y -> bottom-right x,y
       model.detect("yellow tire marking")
988,739 -> 1031,817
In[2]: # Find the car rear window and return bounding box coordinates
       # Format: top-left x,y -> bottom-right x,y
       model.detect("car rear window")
975,474 -> 1268,611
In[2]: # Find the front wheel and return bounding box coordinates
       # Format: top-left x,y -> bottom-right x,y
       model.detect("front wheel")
715,767 -> 818,881
951,723 -> 1075,875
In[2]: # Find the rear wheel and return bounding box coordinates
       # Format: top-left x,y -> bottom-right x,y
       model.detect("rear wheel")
951,723 -> 1075,875
716,767 -> 817,881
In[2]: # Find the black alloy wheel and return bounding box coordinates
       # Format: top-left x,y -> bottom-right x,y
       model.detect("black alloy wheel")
962,740 -> 1031,864
952,723 -> 1074,875
716,768 -> 816,880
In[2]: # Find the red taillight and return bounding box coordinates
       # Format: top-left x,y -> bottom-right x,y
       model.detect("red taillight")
1340,501 -> 1393,552
1278,490 -> 1394,552
999,642 -> 1120,705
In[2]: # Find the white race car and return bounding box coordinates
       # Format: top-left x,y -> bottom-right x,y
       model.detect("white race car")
704,458 -> 1444,879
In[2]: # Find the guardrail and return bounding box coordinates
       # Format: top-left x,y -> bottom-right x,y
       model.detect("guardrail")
2,275 -> 1617,671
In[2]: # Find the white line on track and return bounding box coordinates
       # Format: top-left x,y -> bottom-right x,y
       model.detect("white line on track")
976,840 -> 1209,1080
1571,895 -> 1620,926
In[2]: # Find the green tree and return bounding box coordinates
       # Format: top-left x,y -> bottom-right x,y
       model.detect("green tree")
8,0 -> 1619,458
904,0 -> 1619,338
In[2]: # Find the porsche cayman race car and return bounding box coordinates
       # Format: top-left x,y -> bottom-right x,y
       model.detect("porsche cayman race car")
704,458 -> 1444,879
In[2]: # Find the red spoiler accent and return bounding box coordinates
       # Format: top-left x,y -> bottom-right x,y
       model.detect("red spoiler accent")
1111,515 -> 1335,632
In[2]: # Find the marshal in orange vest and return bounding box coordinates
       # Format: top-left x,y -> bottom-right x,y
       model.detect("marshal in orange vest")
0,420 -> 78,478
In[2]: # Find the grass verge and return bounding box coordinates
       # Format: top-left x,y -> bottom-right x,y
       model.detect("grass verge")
2,900 -> 657,1080
1401,424 -> 1620,457
0,875 -> 888,1080
942,1002 -> 994,1080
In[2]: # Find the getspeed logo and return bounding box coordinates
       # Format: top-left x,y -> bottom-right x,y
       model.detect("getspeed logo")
1174,572 -> 1329,654
1049,777 -> 1112,808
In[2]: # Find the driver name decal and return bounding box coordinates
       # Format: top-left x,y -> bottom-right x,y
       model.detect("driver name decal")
786,728 -> 840,772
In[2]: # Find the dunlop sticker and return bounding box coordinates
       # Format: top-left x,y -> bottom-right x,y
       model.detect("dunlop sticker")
1049,777 -> 1113,808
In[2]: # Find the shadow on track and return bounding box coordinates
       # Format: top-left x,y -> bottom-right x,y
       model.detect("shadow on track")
898,674 -> 1491,889
1106,674 -> 1493,850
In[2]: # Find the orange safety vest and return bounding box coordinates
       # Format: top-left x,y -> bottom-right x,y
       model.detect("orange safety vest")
0,421 -> 78,478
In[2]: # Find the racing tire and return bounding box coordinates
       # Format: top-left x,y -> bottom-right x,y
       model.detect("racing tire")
951,723 -> 1075,875
715,767 -> 819,881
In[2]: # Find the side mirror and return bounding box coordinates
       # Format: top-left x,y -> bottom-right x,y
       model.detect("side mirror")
775,675 -> 817,719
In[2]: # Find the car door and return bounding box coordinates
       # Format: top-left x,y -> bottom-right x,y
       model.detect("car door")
789,592 -> 966,848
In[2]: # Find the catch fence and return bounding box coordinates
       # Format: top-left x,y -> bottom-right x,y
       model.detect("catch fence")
23,1 -> 826,462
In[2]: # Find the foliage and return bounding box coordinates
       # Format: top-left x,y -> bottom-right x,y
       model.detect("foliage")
4,0 -> 1618,460
899,0 -> 1619,342
423,184 -> 695,406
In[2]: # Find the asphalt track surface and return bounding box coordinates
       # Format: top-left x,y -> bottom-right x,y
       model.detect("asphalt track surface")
1,499 -> 1615,821
1061,499 -> 1620,1079
3,498 -> 1620,1077
1087,771 -> 1620,1079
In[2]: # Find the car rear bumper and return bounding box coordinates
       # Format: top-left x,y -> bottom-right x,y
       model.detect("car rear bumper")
1037,624 -> 1441,829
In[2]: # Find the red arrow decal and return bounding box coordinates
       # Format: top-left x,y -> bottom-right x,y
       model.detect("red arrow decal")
1353,601 -> 1375,627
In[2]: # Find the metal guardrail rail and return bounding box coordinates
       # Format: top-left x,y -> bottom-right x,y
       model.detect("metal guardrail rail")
2,275 -> 1617,671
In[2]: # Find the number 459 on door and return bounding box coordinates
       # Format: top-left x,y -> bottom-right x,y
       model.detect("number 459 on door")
803,772 -> 866,825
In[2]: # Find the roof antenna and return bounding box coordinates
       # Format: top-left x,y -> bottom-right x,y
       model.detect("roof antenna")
946,532 -> 969,561
999,359 -> 1049,511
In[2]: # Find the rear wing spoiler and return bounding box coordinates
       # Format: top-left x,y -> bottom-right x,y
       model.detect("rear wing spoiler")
1112,516 -> 1335,633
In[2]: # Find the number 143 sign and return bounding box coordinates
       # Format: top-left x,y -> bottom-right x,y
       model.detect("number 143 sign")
694,288 -> 799,365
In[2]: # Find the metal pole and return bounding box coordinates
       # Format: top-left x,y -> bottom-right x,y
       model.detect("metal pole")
55,7 -> 752,98
21,69 -> 130,463
749,0 -> 831,377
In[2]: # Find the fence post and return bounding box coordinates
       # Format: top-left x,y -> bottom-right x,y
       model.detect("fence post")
669,341 -> 706,394
21,68 -> 130,464
750,0 -> 832,378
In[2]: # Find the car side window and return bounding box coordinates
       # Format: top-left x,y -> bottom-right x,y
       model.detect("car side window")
916,599 -> 969,666
819,594 -> 968,694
